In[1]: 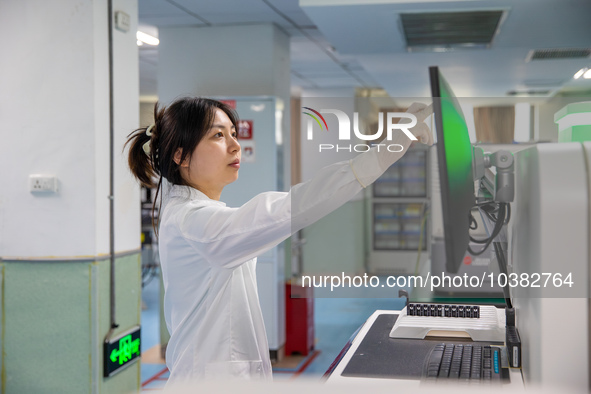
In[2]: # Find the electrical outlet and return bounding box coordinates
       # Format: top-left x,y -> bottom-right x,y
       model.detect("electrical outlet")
29,174 -> 58,193
115,11 -> 130,33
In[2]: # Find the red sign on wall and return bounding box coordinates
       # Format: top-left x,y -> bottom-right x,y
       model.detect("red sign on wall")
219,99 -> 236,109
238,120 -> 253,139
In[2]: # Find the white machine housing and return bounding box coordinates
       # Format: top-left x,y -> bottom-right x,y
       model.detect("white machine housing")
510,142 -> 590,391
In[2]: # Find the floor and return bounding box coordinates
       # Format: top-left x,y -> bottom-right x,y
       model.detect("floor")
139,272 -> 408,391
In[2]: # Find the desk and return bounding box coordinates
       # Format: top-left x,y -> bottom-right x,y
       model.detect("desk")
326,310 -> 524,389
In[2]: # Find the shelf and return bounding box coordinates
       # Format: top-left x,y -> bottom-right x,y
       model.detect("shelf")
367,146 -> 430,274
374,230 -> 425,236
375,215 -> 423,220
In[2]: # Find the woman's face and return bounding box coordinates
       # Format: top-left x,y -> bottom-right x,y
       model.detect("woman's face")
179,108 -> 241,199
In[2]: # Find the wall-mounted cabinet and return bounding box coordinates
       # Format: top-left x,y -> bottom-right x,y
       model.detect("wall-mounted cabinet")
367,145 -> 431,274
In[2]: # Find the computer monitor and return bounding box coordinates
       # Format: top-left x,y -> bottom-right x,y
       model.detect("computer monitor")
429,66 -> 475,273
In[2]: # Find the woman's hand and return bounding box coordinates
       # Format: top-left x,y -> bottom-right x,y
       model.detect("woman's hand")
350,101 -> 434,187
406,102 -> 434,146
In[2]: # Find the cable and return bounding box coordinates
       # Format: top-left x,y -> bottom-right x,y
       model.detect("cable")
469,214 -> 478,230
413,205 -> 429,276
469,199 -> 500,232
142,263 -> 159,288
470,202 -> 502,244
474,200 -> 497,206
104,0 -> 119,347
493,242 -> 513,309
467,203 -> 507,256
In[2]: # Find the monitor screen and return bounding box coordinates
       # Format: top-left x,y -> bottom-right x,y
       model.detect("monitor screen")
429,66 -> 475,273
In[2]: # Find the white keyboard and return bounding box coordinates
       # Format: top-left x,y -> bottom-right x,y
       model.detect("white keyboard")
389,303 -> 505,343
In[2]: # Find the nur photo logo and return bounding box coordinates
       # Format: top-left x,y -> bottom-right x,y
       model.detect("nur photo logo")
302,106 -> 419,153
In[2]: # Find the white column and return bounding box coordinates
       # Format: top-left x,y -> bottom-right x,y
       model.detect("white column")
0,0 -> 140,258
0,1 -> 141,392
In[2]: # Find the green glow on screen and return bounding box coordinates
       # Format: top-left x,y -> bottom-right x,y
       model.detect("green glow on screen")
439,78 -> 473,191
431,66 -> 474,273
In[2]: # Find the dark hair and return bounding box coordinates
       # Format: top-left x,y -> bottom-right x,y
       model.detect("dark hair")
125,97 -> 239,232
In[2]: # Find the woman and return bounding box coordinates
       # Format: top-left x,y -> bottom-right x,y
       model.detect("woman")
126,97 -> 432,385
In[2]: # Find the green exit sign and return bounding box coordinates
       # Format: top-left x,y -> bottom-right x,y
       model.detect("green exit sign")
104,326 -> 141,377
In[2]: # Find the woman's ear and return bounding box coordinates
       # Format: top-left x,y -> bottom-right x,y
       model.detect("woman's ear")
173,148 -> 188,167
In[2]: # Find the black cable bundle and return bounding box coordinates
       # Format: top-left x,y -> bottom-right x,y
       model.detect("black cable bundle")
467,201 -> 511,256
467,201 -> 513,308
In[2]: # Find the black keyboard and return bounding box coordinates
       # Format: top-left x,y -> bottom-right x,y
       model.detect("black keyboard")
424,343 -> 502,382
408,303 -> 480,318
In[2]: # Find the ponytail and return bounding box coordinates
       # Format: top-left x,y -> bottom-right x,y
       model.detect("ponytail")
125,128 -> 158,188
125,104 -> 164,236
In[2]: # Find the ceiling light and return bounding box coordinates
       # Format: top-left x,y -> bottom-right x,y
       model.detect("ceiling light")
584,69 -> 591,79
137,40 -> 143,46
574,68 -> 586,79
136,31 -> 159,46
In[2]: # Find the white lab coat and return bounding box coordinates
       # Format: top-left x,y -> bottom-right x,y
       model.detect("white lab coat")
158,154 -> 387,386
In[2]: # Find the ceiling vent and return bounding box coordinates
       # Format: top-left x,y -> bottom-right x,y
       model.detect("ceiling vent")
400,10 -> 505,52
526,48 -> 591,61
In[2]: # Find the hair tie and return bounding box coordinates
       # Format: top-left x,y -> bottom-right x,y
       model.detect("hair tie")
143,125 -> 154,155
142,125 -> 155,156
142,141 -> 151,156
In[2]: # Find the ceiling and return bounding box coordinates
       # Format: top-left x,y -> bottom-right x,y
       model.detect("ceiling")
138,0 -> 591,101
